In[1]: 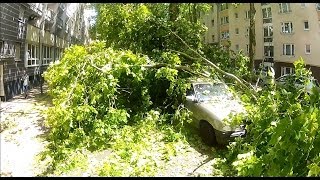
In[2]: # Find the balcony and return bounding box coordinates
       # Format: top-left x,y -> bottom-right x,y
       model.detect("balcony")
28,3 -> 43,16
45,9 -> 55,21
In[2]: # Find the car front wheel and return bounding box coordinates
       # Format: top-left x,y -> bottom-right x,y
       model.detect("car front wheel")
199,120 -> 217,146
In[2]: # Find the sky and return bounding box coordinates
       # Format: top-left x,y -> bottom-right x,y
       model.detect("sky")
65,3 -> 97,26
84,6 -> 97,26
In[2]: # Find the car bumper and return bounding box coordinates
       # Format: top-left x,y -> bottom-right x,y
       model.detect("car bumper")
215,129 -> 246,145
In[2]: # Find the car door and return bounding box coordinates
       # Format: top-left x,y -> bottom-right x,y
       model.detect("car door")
185,84 -> 203,121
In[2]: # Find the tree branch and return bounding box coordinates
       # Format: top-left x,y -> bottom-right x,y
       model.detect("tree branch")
170,30 -> 257,101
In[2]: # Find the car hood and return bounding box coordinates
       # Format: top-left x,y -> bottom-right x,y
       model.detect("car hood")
198,97 -> 246,130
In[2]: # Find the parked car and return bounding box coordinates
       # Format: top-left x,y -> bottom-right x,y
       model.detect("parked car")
184,79 -> 246,146
276,74 -> 320,94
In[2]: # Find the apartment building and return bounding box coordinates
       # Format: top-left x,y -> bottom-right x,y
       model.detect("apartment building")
202,3 -> 320,81
0,3 -> 89,101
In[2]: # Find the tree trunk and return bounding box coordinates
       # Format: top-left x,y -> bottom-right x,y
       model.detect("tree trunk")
249,3 -> 256,77
192,4 -> 197,23
216,3 -> 220,46
169,3 -> 179,22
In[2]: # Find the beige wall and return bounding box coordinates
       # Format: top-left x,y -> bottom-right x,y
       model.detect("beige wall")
26,24 -> 68,48
273,3 -> 320,67
229,4 -> 250,55
26,24 -> 40,43
202,3 -> 320,68
202,6 -> 218,44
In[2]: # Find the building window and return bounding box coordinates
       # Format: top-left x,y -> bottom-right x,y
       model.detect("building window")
262,7 -> 272,23
264,25 -> 273,42
246,44 -> 249,53
27,44 -> 39,66
316,3 -> 320,11
235,44 -> 239,51
262,7 -> 272,19
0,42 -> 3,56
15,43 -> 21,61
17,21 -> 25,39
279,3 -> 291,13
235,28 -> 239,35
281,67 -> 294,76
281,22 -> 293,34
0,42 -> 15,58
304,21 -> 309,30
221,31 -> 230,40
42,45 -> 52,65
55,48 -> 64,61
305,44 -> 311,54
211,35 -> 215,42
246,27 -> 249,37
283,44 -> 294,56
235,13 -> 238,18
264,46 -> 274,57
220,16 -> 229,24
264,25 -> 273,37
211,19 -> 214,26
220,3 -> 229,11
245,10 -> 250,19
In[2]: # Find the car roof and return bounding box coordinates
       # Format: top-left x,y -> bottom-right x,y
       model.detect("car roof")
189,78 -> 224,85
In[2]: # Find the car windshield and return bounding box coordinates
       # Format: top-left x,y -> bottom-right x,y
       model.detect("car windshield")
194,83 -> 231,102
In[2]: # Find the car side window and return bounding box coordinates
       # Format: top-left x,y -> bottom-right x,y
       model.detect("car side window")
186,85 -> 195,96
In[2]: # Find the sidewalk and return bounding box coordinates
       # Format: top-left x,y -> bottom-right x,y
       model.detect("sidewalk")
0,85 -> 50,177
0,85 -> 48,111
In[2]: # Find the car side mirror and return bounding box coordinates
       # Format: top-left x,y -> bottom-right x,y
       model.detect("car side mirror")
186,95 -> 198,102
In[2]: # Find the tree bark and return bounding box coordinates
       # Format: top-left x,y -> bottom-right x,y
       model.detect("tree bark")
192,4 -> 197,23
169,3 -> 179,22
249,3 -> 256,77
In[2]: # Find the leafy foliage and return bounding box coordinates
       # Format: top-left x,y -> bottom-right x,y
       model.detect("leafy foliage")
43,3 -> 240,173
42,41 -> 195,170
97,110 -> 190,176
94,3 -> 209,57
214,58 -> 320,177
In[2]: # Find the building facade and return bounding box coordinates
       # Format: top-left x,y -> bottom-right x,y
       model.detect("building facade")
201,3 -> 320,81
0,3 -> 89,101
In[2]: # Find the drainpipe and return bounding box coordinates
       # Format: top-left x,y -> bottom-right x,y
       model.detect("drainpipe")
38,19 -> 45,94
53,25 -> 57,62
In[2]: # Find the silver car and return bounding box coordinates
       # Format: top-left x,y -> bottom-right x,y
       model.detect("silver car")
185,80 -> 246,146
276,74 -> 320,94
